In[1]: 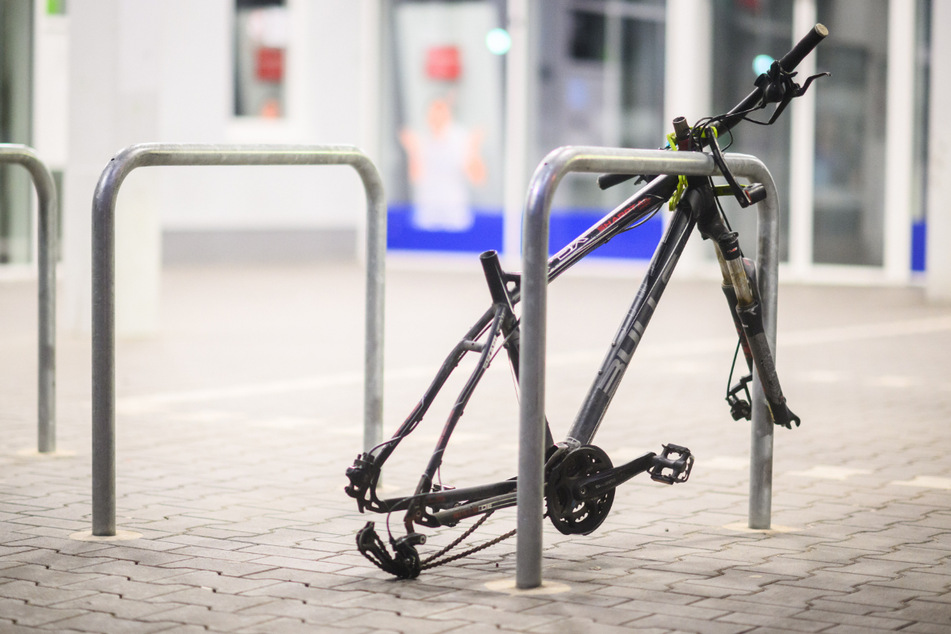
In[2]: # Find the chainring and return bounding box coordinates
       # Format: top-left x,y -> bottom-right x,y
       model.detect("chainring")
545,445 -> 615,535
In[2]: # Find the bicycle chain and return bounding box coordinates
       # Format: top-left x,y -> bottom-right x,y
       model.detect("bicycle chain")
420,511 -> 516,571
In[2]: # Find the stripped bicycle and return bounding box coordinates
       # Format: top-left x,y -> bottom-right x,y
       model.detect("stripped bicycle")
345,24 -> 829,579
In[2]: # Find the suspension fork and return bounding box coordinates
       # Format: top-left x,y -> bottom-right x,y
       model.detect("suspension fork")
693,182 -> 800,429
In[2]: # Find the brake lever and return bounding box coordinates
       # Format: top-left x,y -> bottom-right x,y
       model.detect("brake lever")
796,72 -> 831,97
756,63 -> 830,126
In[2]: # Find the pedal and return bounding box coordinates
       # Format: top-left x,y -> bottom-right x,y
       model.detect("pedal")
355,522 -> 424,579
649,444 -> 694,485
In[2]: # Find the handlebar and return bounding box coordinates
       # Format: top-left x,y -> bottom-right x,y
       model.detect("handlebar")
597,24 -> 828,191
717,23 -> 828,134
779,23 -> 829,73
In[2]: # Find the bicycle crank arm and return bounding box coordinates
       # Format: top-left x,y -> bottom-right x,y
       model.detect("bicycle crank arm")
570,443 -> 695,499
571,452 -> 656,500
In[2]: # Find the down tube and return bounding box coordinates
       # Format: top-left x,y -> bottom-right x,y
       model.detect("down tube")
567,208 -> 696,446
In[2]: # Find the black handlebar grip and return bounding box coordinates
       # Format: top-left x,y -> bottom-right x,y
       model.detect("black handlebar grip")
597,173 -> 636,190
779,23 -> 829,72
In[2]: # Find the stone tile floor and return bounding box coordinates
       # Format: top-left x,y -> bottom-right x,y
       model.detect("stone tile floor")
1,261 -> 949,632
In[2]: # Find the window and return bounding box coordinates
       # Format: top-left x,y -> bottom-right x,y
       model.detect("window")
711,0 -> 794,262
234,0 -> 287,118
813,0 -> 888,266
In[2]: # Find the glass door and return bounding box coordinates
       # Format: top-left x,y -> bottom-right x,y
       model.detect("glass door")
813,0 -> 888,266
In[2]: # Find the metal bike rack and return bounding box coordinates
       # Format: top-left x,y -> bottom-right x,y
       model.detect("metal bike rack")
90,144 -> 385,536
518,147 -> 780,588
0,144 -> 58,453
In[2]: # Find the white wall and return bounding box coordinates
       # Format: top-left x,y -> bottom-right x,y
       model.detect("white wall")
155,0 -> 369,232
61,0 -> 372,333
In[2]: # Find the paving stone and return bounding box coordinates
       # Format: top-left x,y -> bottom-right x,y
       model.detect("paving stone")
238,554 -> 349,574
785,543 -> 883,565
4,267 -> 951,633
156,556 -> 280,577
52,591 -> 185,620
629,612 -> 753,633
138,626 -> 208,634
335,610 -> 473,633
0,579 -> 97,607
746,583 -> 849,609
73,545 -> 194,567
146,586 -> 274,612
792,608 -> 913,631
136,604 -> 276,630
675,568 -> 796,594
4,536 -> 115,556
714,610 -> 835,632
152,570 -> 282,594
439,625 -> 523,634
58,574 -> 193,601
237,598 -> 364,624
69,559 -> 196,582
521,598 -> 653,626
0,596 -> 86,627
0,563 -> 109,588
869,598 -> 951,626
529,616 -> 669,634
0,620 -> 73,634
429,604 -> 560,630
900,623 -> 951,634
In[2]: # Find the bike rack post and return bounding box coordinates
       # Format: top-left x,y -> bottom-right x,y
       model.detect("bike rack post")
0,144 -> 58,453
90,144 -> 385,536
519,147 -> 779,588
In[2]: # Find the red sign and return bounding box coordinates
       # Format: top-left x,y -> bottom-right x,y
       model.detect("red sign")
256,47 -> 284,82
426,46 -> 461,80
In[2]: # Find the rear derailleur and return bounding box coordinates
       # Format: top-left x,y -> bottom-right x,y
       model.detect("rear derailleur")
356,522 -> 426,579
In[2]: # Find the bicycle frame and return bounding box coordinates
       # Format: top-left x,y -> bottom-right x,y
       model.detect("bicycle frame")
346,23 -> 828,579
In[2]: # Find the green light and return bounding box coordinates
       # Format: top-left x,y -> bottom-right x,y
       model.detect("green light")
753,54 -> 774,76
486,28 -> 511,55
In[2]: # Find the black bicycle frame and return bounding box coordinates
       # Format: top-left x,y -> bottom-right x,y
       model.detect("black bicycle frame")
345,174 -> 678,515
568,185 -> 695,446
347,22 -> 825,580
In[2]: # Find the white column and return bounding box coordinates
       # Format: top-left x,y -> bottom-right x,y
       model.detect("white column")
664,0 -> 712,128
788,0 -> 818,278
64,0 -> 162,336
883,0 -> 916,283
664,0 -> 712,272
927,1 -> 951,302
357,0 -> 384,265
502,0 -> 532,265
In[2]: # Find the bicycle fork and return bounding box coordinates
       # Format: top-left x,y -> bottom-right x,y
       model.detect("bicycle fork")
690,184 -> 800,429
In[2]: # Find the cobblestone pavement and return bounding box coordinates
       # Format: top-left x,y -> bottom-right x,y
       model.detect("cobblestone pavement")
2,261 -> 950,633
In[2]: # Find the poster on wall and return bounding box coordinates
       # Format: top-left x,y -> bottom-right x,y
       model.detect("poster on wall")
388,1 -> 505,253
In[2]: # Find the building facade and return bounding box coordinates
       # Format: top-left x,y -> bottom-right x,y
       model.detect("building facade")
1,0 -> 948,332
